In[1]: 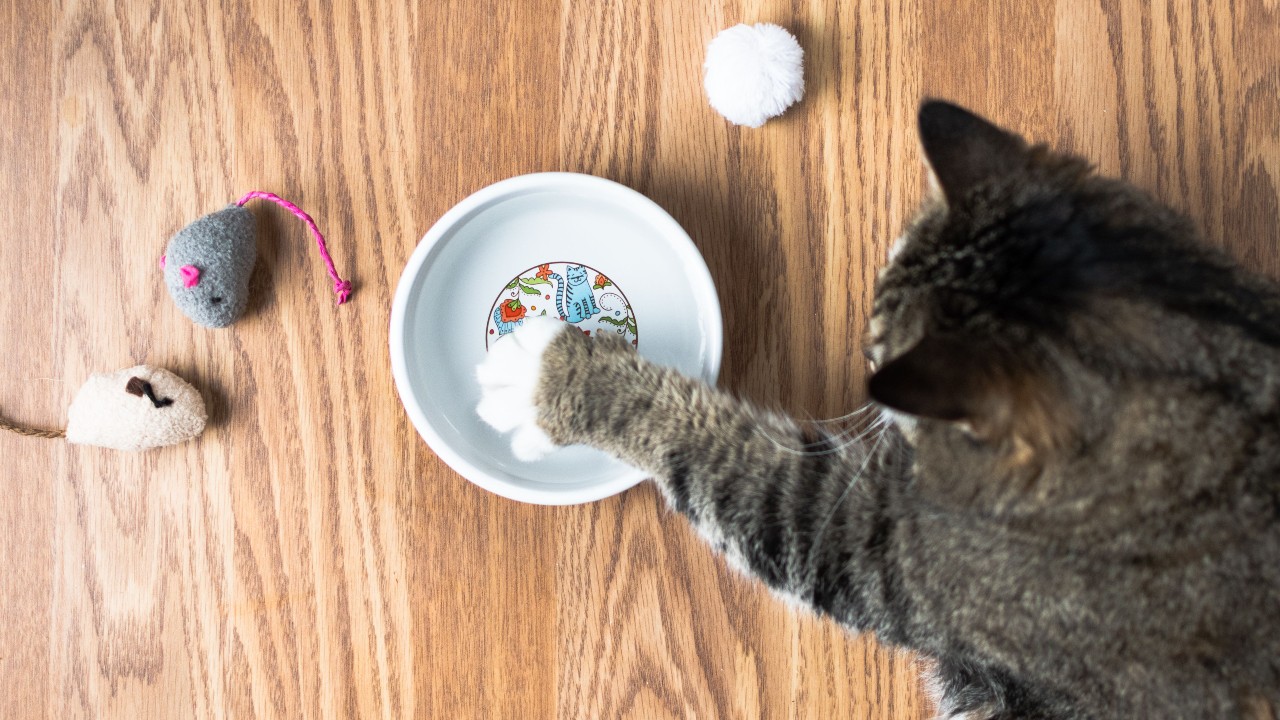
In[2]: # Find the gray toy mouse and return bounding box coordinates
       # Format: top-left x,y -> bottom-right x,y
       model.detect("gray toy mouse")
161,191 -> 351,328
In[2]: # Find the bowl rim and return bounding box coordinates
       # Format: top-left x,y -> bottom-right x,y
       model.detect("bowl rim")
389,171 -> 723,505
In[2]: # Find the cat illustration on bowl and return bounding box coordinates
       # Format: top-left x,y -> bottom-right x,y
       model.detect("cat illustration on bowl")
487,262 -> 637,348
547,264 -> 601,323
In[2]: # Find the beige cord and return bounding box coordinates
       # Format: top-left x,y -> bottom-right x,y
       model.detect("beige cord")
0,413 -> 65,439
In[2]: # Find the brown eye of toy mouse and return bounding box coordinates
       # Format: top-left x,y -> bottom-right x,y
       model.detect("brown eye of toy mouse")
210,296 -> 223,304
125,377 -> 174,408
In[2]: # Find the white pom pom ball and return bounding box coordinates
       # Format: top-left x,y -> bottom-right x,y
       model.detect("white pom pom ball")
704,23 -> 805,128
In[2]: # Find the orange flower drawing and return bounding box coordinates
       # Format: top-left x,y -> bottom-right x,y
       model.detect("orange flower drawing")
499,299 -> 527,323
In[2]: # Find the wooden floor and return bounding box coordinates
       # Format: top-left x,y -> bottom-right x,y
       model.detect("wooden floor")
1,0 -> 1276,717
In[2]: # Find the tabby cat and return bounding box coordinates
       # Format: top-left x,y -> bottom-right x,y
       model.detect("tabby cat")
476,101 -> 1280,719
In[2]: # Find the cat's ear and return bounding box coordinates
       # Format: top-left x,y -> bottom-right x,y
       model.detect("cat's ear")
868,334 -> 1069,450
918,100 -> 1028,204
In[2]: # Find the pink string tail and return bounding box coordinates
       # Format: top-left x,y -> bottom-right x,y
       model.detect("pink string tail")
236,191 -> 353,305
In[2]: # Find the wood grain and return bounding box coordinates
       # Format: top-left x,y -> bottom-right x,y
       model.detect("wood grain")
0,0 -> 1276,717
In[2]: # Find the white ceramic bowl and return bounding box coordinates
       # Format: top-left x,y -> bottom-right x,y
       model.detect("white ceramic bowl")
390,173 -> 723,505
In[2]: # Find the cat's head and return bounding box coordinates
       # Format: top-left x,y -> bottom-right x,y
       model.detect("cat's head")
566,265 -> 589,284
867,100 -> 1280,511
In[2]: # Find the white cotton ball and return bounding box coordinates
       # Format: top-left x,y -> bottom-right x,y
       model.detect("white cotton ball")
704,23 -> 805,128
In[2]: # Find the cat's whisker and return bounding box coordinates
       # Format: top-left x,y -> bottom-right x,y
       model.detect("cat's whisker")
803,427 -> 893,576
765,406 -> 890,456
765,426 -> 866,455
805,406 -> 880,439
793,408 -> 878,444
807,423 -> 882,452
806,404 -> 877,426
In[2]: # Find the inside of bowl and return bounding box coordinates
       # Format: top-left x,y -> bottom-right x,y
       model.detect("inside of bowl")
398,180 -> 720,498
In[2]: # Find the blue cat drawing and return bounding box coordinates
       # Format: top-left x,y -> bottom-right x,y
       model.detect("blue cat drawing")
549,265 -> 601,323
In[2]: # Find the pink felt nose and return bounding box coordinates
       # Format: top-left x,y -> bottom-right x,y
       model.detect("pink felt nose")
180,265 -> 201,288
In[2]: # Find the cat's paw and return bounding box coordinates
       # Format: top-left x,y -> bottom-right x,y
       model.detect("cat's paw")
476,318 -> 569,461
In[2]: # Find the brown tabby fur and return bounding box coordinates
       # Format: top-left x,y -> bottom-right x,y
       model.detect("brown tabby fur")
530,101 -> 1280,719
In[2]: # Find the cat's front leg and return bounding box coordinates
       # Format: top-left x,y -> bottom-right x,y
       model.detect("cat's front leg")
476,319 -> 912,631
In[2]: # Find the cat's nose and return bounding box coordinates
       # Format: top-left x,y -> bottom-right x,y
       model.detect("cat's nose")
862,344 -> 881,370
